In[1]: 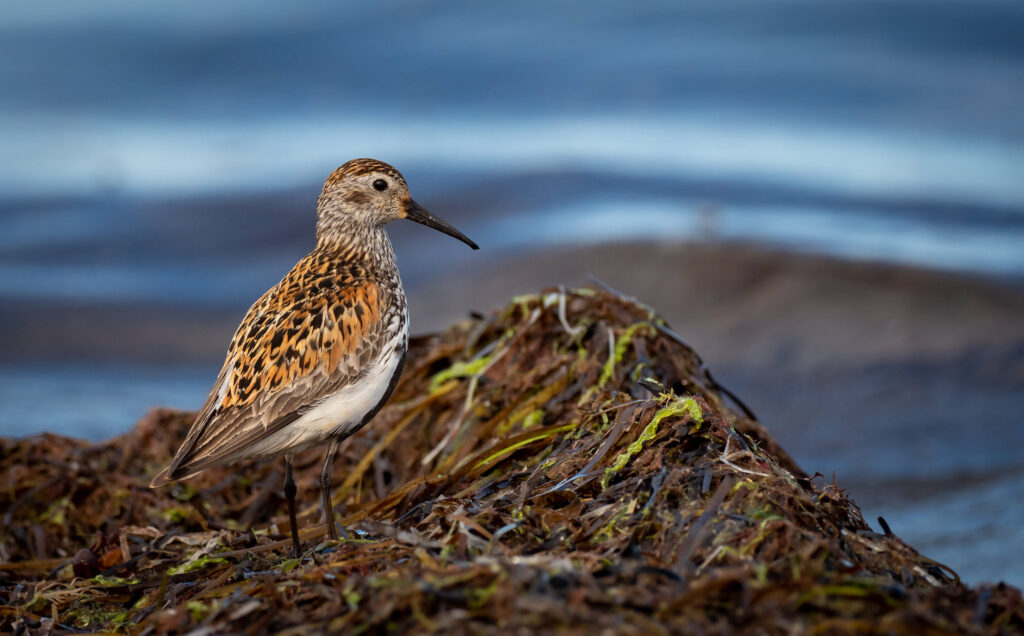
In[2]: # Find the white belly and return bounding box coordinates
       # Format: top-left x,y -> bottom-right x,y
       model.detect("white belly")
242,326 -> 406,459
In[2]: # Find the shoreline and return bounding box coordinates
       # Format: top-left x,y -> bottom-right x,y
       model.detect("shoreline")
3,239 -> 1023,368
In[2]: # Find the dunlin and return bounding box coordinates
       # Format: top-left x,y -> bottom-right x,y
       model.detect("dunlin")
151,158 -> 478,555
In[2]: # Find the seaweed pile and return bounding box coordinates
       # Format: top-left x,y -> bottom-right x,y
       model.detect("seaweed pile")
2,286 -> 1022,634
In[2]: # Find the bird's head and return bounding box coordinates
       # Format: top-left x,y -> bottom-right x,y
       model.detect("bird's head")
315,158 -> 478,250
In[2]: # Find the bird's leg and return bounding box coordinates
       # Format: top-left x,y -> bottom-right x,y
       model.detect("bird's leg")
283,455 -> 301,558
319,439 -> 349,540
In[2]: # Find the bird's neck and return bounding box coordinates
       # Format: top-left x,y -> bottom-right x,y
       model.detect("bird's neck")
315,224 -> 397,273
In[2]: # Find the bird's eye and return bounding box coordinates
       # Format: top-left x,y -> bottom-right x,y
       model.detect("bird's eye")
372,179 -> 388,192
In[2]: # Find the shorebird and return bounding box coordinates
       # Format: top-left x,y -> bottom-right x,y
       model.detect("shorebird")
150,158 -> 478,556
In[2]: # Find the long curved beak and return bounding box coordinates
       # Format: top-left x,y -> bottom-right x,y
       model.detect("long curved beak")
404,199 -> 479,250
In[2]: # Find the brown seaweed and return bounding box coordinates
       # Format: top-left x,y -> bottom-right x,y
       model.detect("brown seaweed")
2,286 -> 1022,634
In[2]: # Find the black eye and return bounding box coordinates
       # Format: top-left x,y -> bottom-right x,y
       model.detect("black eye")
372,179 -> 388,192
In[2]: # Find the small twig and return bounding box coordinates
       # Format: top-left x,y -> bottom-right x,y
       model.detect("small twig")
695,545 -> 725,573
556,285 -> 585,337
720,435 -> 770,478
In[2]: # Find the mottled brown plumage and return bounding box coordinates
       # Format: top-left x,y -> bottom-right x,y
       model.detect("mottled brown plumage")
152,255 -> 398,480
151,158 -> 477,555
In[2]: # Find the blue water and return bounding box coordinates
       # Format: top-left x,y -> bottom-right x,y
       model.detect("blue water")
2,0 -> 1024,306
1,0 -> 1023,308
1,0 -> 1023,588
0,363 -> 211,441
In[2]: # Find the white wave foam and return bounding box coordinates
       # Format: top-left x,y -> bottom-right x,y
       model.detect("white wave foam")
478,198 -> 1024,276
3,115 -> 1022,209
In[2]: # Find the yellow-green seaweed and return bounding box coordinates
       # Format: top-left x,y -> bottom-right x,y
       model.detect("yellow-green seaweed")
601,396 -> 703,488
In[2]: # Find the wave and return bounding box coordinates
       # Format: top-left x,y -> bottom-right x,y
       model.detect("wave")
3,114 -> 1023,210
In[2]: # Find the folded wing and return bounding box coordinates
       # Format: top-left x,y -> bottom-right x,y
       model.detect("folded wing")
151,261 -> 386,486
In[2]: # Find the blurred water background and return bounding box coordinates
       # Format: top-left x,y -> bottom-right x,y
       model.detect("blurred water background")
1,0 -> 1022,586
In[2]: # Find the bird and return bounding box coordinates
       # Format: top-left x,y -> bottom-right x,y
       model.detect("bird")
150,158 -> 478,556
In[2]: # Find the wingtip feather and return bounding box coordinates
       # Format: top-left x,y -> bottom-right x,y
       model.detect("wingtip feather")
149,466 -> 173,488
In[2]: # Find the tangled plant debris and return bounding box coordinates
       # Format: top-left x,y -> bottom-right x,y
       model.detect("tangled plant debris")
2,286 -> 1022,634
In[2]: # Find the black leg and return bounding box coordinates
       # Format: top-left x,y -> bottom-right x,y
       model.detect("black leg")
319,439 -> 349,540
283,455 -> 301,558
